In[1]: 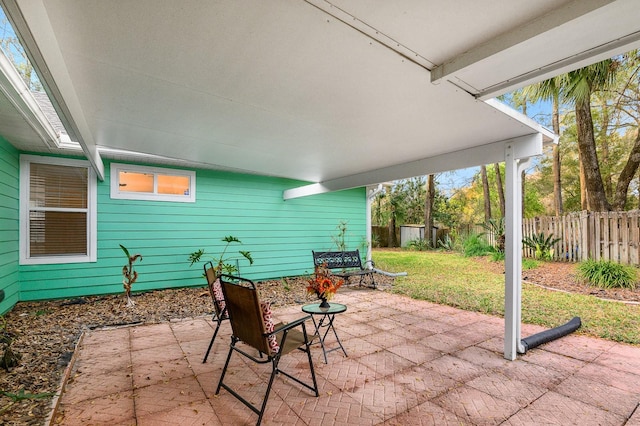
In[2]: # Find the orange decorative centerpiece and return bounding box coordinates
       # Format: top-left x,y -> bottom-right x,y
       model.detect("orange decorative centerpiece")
307,263 -> 344,308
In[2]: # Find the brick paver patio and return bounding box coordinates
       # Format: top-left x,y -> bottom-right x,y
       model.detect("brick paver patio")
51,287 -> 640,425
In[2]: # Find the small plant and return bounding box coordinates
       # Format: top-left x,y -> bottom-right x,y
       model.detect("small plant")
438,234 -> 454,251
576,259 -> 637,289
120,245 -> 142,307
407,238 -> 430,251
0,389 -> 55,415
462,234 -> 494,257
522,232 -> 561,260
0,317 -> 20,371
522,258 -> 540,270
281,278 -> 291,292
490,250 -> 505,261
332,220 -> 349,251
188,236 -> 253,279
371,233 -> 381,248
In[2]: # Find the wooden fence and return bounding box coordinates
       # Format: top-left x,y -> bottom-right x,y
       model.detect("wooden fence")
523,210 -> 640,265
377,210 -> 640,265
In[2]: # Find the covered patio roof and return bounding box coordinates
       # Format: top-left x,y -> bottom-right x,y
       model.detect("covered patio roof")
1,1 -> 640,361
1,0 -> 638,194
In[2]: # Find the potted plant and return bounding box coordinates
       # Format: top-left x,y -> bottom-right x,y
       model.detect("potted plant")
188,235 -> 254,280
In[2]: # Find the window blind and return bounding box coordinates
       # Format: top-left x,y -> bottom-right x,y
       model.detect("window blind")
29,163 -> 89,256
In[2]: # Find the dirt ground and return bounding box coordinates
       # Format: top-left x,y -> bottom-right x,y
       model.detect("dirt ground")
0,259 -> 638,425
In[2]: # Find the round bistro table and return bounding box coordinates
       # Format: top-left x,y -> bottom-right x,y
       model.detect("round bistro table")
302,302 -> 348,364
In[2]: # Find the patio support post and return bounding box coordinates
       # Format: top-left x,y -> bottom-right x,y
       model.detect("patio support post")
366,184 -> 384,266
504,143 -> 531,360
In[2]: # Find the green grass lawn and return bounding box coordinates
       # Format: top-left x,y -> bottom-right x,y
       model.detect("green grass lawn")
372,249 -> 640,345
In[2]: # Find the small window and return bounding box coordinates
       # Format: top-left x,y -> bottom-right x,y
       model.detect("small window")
110,163 -> 196,202
20,155 -> 97,264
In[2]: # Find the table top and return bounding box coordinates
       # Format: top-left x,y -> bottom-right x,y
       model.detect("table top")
302,302 -> 347,315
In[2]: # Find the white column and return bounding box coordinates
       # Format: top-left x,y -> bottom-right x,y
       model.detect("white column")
365,185 -> 383,266
366,188 -> 373,265
504,144 -> 529,360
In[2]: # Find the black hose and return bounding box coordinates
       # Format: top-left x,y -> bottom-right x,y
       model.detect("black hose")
520,317 -> 581,353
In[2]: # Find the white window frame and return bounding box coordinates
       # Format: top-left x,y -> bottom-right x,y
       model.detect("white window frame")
110,163 -> 196,203
19,155 -> 97,265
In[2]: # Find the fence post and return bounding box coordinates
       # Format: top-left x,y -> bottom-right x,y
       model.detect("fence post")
620,212 -> 629,264
581,211 -> 589,262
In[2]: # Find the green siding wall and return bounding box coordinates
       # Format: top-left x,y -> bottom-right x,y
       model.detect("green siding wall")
18,159 -> 366,301
0,137 -> 20,314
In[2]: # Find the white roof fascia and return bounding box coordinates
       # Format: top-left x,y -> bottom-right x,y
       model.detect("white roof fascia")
475,30 -> 640,100
0,47 -> 59,148
283,132 -> 545,200
284,98 -> 555,200
3,0 -> 105,180
485,98 -> 558,145
430,0 -> 640,100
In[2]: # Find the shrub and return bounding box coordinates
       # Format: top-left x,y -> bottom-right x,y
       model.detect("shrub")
576,259 -> 637,289
522,232 -> 561,260
462,234 -> 494,257
490,250 -> 505,261
438,234 -> 454,251
407,238 -> 431,251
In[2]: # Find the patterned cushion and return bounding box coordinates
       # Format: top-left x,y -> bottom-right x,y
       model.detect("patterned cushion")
260,301 -> 280,354
211,278 -> 226,314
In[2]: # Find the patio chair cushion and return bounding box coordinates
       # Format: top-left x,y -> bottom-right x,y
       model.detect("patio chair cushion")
212,278 -> 226,313
260,301 -> 280,354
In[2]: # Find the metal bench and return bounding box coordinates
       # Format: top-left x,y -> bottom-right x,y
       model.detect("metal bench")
312,249 -> 376,288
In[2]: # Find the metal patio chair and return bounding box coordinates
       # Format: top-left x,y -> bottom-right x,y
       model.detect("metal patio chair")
202,261 -> 228,363
216,274 -> 319,426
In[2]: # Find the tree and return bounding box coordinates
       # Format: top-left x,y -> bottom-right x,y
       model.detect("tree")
424,174 -> 435,247
0,19 -> 43,91
563,60 -> 617,211
480,165 -> 491,222
494,163 -> 505,217
524,77 -> 564,215
609,51 -> 640,210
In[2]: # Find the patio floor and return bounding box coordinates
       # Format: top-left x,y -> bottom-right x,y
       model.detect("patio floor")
52,287 -> 640,425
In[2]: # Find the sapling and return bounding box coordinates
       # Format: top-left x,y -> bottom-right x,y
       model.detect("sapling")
120,244 -> 142,307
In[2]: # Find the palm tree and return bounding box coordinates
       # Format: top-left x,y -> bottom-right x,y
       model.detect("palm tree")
524,77 -> 563,215
562,59 -> 618,211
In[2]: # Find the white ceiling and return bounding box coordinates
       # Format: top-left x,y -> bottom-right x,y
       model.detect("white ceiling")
1,0 -> 639,195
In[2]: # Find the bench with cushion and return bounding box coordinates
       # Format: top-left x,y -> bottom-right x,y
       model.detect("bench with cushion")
312,249 -> 376,288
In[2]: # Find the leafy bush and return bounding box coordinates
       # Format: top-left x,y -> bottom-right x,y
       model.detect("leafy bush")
407,238 -> 431,251
522,232 -> 561,260
438,234 -> 454,251
490,250 -> 505,261
462,234 -> 494,257
576,259 -> 637,289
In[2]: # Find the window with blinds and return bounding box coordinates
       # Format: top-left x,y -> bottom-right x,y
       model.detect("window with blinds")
20,155 -> 97,264
110,163 -> 195,202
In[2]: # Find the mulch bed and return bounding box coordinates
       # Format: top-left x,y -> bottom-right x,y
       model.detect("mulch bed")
0,261 -> 638,425
474,257 -> 640,303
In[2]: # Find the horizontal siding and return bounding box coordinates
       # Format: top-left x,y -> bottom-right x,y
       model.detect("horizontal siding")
19,160 -> 366,301
0,137 -> 20,314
